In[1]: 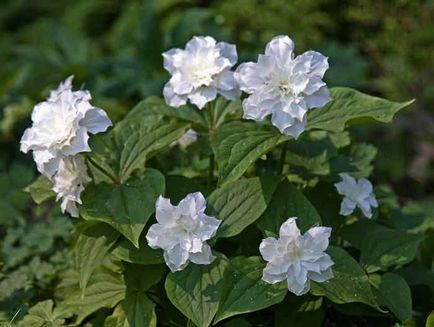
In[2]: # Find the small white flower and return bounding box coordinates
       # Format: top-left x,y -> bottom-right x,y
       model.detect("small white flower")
52,155 -> 91,218
20,80 -> 112,178
334,173 -> 378,219
146,192 -> 221,272
162,36 -> 240,109
170,129 -> 198,149
234,35 -> 331,138
259,217 -> 334,296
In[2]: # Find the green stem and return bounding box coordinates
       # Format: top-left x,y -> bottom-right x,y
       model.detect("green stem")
207,103 -> 215,185
278,142 -> 288,175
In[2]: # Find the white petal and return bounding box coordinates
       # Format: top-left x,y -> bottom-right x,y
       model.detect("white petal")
279,218 -> 301,238
259,237 -> 279,262
339,198 -> 357,216
304,86 -> 331,108
155,196 -> 176,224
271,109 -> 306,139
358,201 -> 373,219
171,73 -> 194,95
163,82 -> 188,108
63,127 -> 91,156
217,42 -> 237,65
262,265 -> 287,284
242,95 -> 273,121
162,48 -> 183,74
358,178 -> 373,196
189,244 -> 215,265
234,62 -> 265,93
265,35 -> 295,64
188,87 -> 217,109
20,128 -> 37,153
215,70 -> 238,91
195,214 -> 221,241
308,266 -> 333,283
164,244 -> 190,272
303,226 -> 332,253
178,192 -> 207,216
185,36 -> 216,53
81,108 -> 112,134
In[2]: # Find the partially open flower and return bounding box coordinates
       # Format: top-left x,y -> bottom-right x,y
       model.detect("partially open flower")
146,192 -> 221,272
52,155 -> 91,218
20,79 -> 112,178
259,218 -> 334,296
162,36 -> 240,109
235,35 -> 331,138
334,173 -> 378,218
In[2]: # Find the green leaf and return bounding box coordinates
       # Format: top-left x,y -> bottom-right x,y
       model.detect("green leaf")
213,121 -> 289,185
112,234 -> 164,265
165,255 -> 228,327
214,256 -> 287,324
369,273 -> 412,322
275,295 -> 324,327
61,265 -> 126,324
124,263 -> 165,292
427,311 -> 434,327
211,97 -> 242,129
24,175 -> 55,205
311,246 -> 379,309
114,98 -> 194,182
256,179 -> 321,236
105,294 -> 157,327
81,169 -> 165,247
206,177 -> 278,239
307,87 -> 414,132
341,220 -> 422,273
74,222 -> 119,294
17,300 -> 72,327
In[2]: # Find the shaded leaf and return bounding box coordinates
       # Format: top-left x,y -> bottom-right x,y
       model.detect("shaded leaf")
275,295 -> 324,327
24,176 -> 55,205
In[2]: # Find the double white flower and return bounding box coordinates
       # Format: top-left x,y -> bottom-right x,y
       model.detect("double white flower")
335,173 -> 378,219
20,76 -> 112,217
146,192 -> 221,272
260,218 -> 334,296
235,35 -> 331,138
162,36 -> 240,109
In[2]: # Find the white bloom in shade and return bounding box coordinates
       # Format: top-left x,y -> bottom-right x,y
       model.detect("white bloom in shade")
146,192 -> 221,272
259,218 -> 334,296
334,173 -> 378,219
170,129 -> 198,148
234,35 -> 331,138
52,155 -> 91,218
20,87 -> 112,178
162,36 -> 240,109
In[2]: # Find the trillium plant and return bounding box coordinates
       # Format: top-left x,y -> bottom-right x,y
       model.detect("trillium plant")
21,35 -> 417,326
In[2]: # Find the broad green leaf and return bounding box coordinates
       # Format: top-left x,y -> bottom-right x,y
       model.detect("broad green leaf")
210,97 -> 242,129
427,311 -> 434,327
105,294 -> 157,327
214,256 -> 287,324
17,300 -> 72,327
397,266 -> 434,291
256,179 -> 321,236
74,222 -> 119,294
213,121 -> 289,185
275,295 -> 324,327
370,273 -> 412,322
311,246 -> 379,309
341,220 -> 422,273
165,255 -> 228,327
112,234 -> 164,265
124,263 -> 165,292
114,98 -> 195,182
307,87 -> 414,132
61,265 -> 126,324
81,169 -> 165,247
24,175 -> 55,204
207,177 -> 278,238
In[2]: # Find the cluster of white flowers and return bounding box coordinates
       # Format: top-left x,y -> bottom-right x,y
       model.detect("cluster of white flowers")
146,192 -> 221,272
335,173 -> 378,219
20,76 -> 112,217
163,35 -> 330,138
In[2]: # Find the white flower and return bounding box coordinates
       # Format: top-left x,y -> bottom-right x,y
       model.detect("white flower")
20,82 -> 112,178
234,35 -> 331,138
170,129 -> 198,148
146,192 -> 221,272
162,36 -> 240,109
48,75 -> 91,102
334,173 -> 378,219
259,218 -> 334,296
52,155 -> 91,218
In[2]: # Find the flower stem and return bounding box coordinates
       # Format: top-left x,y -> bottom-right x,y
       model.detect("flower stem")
278,142 -> 288,175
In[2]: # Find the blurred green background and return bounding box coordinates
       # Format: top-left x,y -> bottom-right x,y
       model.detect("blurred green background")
0,0 -> 434,323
